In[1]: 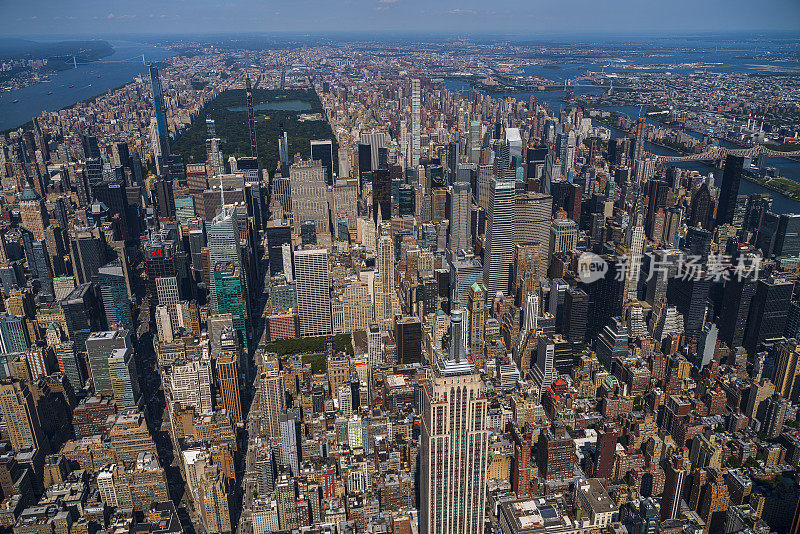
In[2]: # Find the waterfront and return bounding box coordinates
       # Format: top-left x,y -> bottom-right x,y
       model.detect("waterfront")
0,40 -> 174,131
445,79 -> 800,214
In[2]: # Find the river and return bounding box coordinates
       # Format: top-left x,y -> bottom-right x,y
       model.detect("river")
0,40 -> 175,131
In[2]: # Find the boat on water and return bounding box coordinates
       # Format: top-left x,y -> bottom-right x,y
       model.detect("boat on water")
47,91 -> 53,95
12,99 -> 19,103
69,84 -> 74,88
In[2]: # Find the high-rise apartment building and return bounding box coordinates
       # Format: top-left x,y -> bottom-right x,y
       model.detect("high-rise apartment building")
411,79 -> 421,168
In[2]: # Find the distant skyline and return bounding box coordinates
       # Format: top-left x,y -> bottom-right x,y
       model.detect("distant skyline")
2,0 -> 800,37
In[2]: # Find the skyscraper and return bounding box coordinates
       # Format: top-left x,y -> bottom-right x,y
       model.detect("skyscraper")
514,192 -> 552,249
62,283 -> 104,352
97,259 -> 134,331
483,177 -> 515,299
85,330 -> 132,397
208,206 -> 248,319
214,263 -> 247,350
149,63 -> 170,163
661,456 -> 686,521
718,274 -> 757,349
550,218 -> 578,264
419,348 -> 488,534
469,121 -> 481,164
633,116 -> 646,164
108,347 -> 140,410
468,283 -> 487,368
261,362 -> 284,438
773,339 -> 800,402
744,276 -> 794,352
449,178 -> 471,253
411,79 -> 420,168
246,75 -> 258,159
289,158 -> 328,235
395,316 -> 422,364
278,131 -> 289,169
19,184 -> 48,240
294,248 -> 332,336
374,231 -> 399,326
310,139 -> 334,186
217,352 -> 242,425
279,415 -> 301,476
716,155 -> 744,227
0,379 -> 48,453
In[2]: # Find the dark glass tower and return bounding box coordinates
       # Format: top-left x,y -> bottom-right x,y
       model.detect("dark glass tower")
715,155 -> 744,227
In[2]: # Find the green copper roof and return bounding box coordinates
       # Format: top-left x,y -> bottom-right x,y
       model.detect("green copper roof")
19,183 -> 40,202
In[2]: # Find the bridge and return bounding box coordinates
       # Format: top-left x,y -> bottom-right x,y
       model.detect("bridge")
649,144 -> 800,163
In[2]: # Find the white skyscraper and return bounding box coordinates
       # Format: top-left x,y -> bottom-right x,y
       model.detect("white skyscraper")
482,177 -> 515,299
294,248 -> 332,336
411,78 -> 421,168
420,350 -> 489,534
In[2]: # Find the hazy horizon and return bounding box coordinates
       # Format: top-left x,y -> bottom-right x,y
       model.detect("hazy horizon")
2,0 -> 799,38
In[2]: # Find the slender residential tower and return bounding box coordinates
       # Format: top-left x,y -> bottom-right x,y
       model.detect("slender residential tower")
149,63 -> 170,159
246,75 -> 258,159
411,78 -> 421,168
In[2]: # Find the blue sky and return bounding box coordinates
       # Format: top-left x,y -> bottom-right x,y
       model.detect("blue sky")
2,0 -> 799,36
